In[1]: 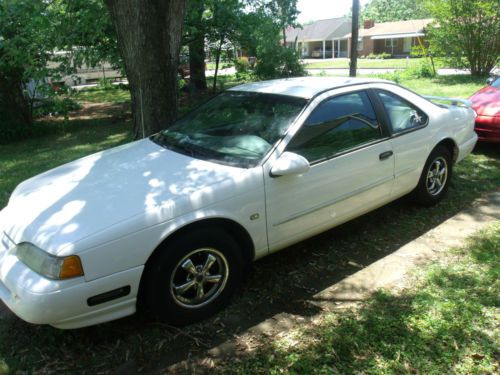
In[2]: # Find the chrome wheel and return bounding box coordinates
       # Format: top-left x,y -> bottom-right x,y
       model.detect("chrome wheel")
426,156 -> 448,196
170,248 -> 229,309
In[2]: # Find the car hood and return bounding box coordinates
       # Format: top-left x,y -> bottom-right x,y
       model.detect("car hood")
0,139 -> 247,255
469,86 -> 500,117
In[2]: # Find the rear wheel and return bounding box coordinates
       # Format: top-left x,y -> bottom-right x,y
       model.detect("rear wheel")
414,145 -> 452,206
142,228 -> 243,326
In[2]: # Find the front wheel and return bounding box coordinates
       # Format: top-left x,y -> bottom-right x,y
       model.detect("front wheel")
142,228 -> 243,326
413,145 -> 452,206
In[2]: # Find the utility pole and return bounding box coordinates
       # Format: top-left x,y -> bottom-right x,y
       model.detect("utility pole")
349,0 -> 359,77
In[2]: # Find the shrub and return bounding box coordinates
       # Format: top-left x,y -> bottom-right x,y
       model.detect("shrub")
403,59 -> 436,78
254,46 -> 306,80
234,57 -> 250,73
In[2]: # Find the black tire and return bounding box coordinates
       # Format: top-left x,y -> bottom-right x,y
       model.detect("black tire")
414,145 -> 453,206
141,227 -> 243,326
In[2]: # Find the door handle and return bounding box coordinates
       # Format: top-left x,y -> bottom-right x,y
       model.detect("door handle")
379,151 -> 393,160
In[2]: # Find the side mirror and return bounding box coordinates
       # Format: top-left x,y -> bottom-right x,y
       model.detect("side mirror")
486,77 -> 494,85
270,152 -> 310,177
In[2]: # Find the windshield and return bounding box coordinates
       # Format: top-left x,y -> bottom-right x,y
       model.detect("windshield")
152,92 -> 307,168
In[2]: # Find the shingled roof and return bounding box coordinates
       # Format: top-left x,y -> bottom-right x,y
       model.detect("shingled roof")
286,17 -> 351,42
346,19 -> 433,39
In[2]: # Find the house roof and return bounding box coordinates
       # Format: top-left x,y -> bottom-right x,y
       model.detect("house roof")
346,19 -> 433,39
229,77 -> 390,99
286,17 -> 351,42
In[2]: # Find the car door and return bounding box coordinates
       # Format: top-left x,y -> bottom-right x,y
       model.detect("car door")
264,89 -> 395,252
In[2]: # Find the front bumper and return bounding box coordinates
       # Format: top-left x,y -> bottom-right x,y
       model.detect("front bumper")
475,116 -> 500,143
0,246 -> 143,329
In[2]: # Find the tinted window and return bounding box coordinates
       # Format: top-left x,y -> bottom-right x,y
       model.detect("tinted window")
287,91 -> 381,163
377,91 -> 428,133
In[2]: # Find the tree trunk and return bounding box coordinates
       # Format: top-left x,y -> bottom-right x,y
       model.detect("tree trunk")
212,35 -> 225,93
188,1 -> 207,92
189,36 -> 207,91
105,0 -> 187,138
349,0 -> 359,77
0,68 -> 33,134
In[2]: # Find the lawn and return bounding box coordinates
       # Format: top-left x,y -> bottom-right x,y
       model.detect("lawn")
0,75 -> 498,373
73,85 -> 131,104
220,224 -> 500,374
305,57 -> 427,69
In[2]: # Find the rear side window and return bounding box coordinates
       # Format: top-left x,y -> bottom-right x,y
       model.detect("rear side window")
377,90 -> 428,133
287,91 -> 382,163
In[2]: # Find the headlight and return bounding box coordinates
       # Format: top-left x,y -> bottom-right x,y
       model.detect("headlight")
15,243 -> 84,280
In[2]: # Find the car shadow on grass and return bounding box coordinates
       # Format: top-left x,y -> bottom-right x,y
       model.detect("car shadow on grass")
208,226 -> 499,374
0,146 -> 498,374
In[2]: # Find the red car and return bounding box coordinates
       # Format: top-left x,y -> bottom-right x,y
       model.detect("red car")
469,76 -> 500,143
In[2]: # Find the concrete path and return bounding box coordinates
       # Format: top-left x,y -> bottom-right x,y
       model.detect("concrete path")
164,191 -> 500,373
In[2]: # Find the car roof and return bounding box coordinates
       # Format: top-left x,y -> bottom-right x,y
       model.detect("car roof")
228,76 -> 391,99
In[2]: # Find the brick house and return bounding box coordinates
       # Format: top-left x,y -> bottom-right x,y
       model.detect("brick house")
347,19 -> 433,58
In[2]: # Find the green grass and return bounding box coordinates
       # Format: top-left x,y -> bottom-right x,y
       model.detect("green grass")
220,224 -> 500,374
311,71 -> 486,99
73,86 -> 131,103
385,75 -> 486,99
306,57 -> 426,69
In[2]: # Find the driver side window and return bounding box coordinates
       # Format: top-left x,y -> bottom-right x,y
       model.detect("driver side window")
287,91 -> 382,163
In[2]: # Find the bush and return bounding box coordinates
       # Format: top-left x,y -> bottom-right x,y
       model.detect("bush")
403,59 -> 436,78
366,52 -> 391,60
234,57 -> 250,73
98,78 -> 115,89
254,46 -> 306,80
33,97 -> 81,118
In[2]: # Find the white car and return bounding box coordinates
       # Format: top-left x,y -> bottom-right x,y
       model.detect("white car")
0,77 -> 477,329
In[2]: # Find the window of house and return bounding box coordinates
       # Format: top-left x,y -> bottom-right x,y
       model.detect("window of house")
385,38 -> 396,47
377,90 -> 428,133
286,91 -> 382,163
357,38 -> 363,51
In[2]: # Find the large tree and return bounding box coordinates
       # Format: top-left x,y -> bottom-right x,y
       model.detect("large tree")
424,0 -> 499,76
361,0 -> 430,22
105,0 -> 187,138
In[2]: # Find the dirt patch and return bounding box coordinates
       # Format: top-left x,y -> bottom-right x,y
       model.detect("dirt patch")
70,102 -> 131,121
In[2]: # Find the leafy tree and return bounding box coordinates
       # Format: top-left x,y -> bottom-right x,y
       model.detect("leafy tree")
50,0 -> 121,74
0,0 -> 51,138
205,0 -> 244,92
240,2 -> 304,79
361,0 -> 430,22
424,0 -> 499,76
0,0 -> 119,141
105,0 -> 188,138
265,0 -> 300,45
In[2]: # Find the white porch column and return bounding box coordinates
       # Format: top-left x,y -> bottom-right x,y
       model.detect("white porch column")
322,40 -> 326,59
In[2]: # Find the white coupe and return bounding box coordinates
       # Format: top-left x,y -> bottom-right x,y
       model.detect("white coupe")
0,77 -> 477,329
